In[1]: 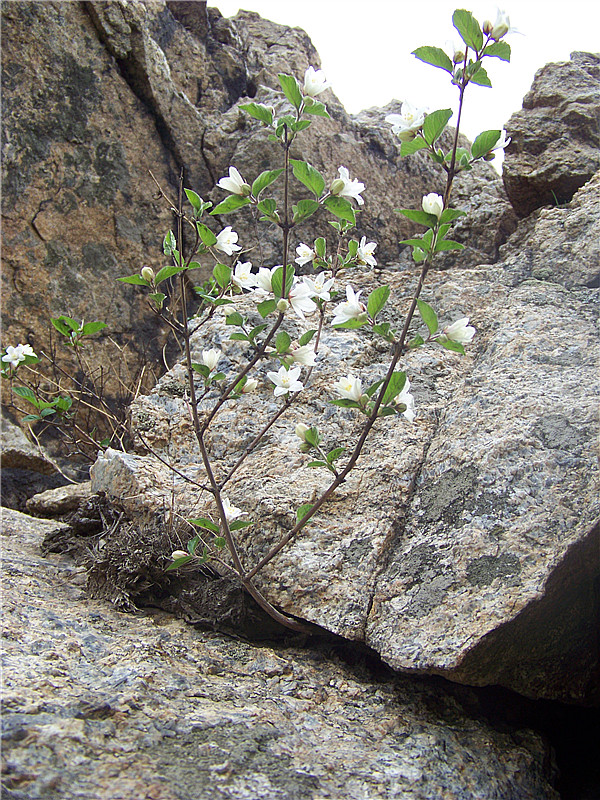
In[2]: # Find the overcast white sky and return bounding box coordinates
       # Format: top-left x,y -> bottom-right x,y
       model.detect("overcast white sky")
209,0 -> 599,146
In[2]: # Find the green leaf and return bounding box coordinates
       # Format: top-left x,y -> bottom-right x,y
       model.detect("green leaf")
197,222 -> 218,246
257,298 -> 277,318
252,169 -> 283,198
56,316 -> 80,332
188,517 -> 220,533
271,265 -> 295,299
248,323 -> 268,341
382,371 -> 407,404
303,98 -> 330,117
330,398 -> 361,408
308,460 -> 327,469
12,385 -> 37,404
367,285 -> 390,320
298,329 -> 317,347
191,363 -> 210,378
327,447 -> 345,463
398,209 -> 439,227
22,413 -> 41,423
332,318 -> 368,330
452,9 -> 483,52
292,120 -> 312,133
484,40 -> 511,62
435,239 -> 465,252
166,555 -> 193,571
117,275 -> 150,286
324,196 -> 356,224
211,195 -> 251,215
372,323 -> 394,342
278,73 -> 303,109
422,108 -> 453,146
214,536 -> 226,548
257,198 -> 278,221
408,334 -> 425,348
293,198 -> 320,223
213,262 -> 232,289
471,129 -> 502,159
304,427 -> 321,448
469,66 -> 492,87
224,311 -> 244,326
188,534 -> 201,555
163,230 -> 176,255
239,102 -> 274,125
400,138 -> 428,156
150,292 -> 166,309
275,331 -> 291,354
400,237 -> 431,252
412,45 -> 453,73
155,265 -> 186,285
438,338 -> 465,354
439,208 -> 466,224
314,237 -> 326,258
290,159 -> 325,197
185,188 -> 203,212
80,321 -> 107,336
229,332 -> 249,343
296,503 -> 313,522
230,520 -> 253,531
417,299 -> 438,335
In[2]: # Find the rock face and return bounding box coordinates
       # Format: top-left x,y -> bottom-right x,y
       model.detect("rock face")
1,507 -> 560,799
92,164 -> 600,705
503,51 -> 600,216
1,0 -> 513,436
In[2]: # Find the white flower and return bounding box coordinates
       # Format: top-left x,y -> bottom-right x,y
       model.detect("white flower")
254,266 -> 278,295
222,304 -> 237,316
215,226 -> 242,256
443,317 -> 476,344
243,378 -> 259,393
171,550 -> 189,561
267,365 -> 304,397
331,285 -> 366,326
331,167 -> 365,206
422,193 -> 444,220
302,273 -> 334,301
290,344 -> 316,366
288,281 -> 317,319
231,260 -> 257,289
303,66 -> 330,97
140,266 -> 155,283
393,377 -> 416,423
201,349 -> 220,371
385,102 -> 427,142
490,9 -> 510,39
491,130 -> 511,152
222,496 -> 244,522
2,344 -> 36,368
357,236 -> 377,267
295,243 -> 315,266
217,166 -> 250,196
333,374 -> 363,402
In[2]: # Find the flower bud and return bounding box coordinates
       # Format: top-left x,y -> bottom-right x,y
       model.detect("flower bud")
276,298 -> 290,312
330,178 -> 346,196
223,305 -> 237,316
171,550 -> 188,561
483,19 -> 493,35
453,50 -> 465,64
422,192 -> 444,220
295,422 -> 310,441
243,378 -> 258,393
141,266 -> 155,283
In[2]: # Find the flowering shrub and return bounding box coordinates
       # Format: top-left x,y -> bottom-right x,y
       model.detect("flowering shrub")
2,8 -> 512,631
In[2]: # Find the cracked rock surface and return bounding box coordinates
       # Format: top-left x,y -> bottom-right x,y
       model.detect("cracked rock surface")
1,508 -> 559,799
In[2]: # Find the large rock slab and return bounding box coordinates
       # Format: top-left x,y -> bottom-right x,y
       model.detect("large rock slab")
1,508 -> 559,799
92,170 -> 599,705
503,51 -> 600,216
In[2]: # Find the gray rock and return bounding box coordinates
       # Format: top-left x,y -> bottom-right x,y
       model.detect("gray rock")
92,168 -> 599,706
1,508 -> 559,799
26,481 -> 93,517
503,51 -> 600,216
